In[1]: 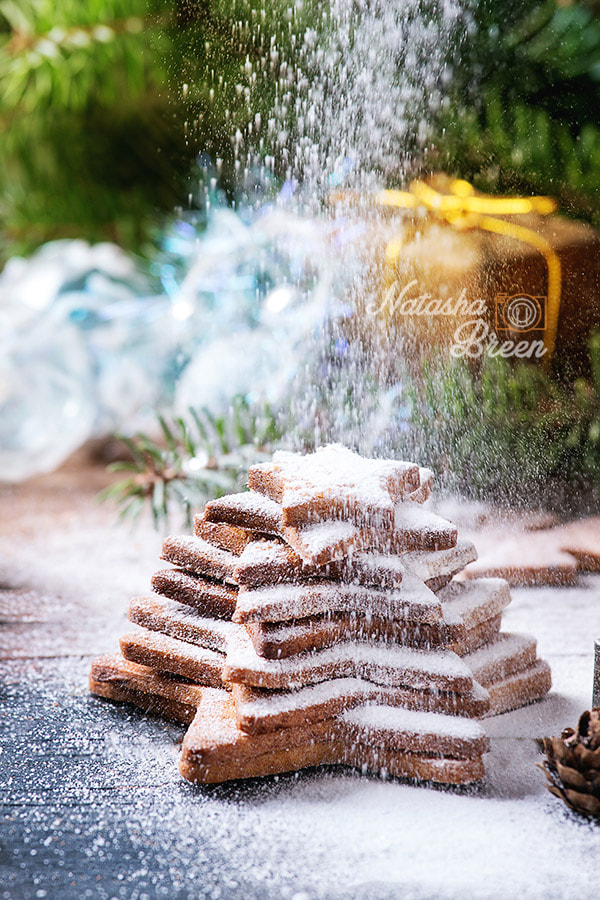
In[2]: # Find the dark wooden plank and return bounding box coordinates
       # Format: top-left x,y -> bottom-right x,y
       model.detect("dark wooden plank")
0,656 -> 322,900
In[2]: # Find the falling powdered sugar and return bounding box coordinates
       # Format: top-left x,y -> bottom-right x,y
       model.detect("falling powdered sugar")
233,571 -> 442,624
402,538 -> 477,582
342,703 -> 486,742
224,626 -> 473,691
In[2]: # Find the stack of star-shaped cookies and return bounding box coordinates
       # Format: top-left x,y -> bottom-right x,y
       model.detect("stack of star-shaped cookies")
90,445 -> 551,785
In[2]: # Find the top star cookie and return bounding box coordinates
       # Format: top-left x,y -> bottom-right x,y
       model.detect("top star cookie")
248,444 -> 421,528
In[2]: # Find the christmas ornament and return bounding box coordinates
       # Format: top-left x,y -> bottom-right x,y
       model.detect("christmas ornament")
0,205 -> 346,483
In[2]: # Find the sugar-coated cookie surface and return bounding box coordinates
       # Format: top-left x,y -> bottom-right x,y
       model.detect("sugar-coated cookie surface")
203,467 -> 456,567
244,609 -> 504,659
484,659 -> 552,716
231,678 -> 492,733
402,538 -> 477,582
203,491 -> 282,532
233,571 -> 442,625
151,568 -> 238,618
89,653 -> 202,724
249,445 -> 421,528
128,595 -> 238,653
179,688 -> 486,785
463,633 -> 538,688
161,535 -> 238,583
193,517 -> 258,555
223,625 -> 474,692
120,629 -> 225,686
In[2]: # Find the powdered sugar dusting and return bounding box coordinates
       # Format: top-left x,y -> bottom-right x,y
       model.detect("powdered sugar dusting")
342,704 -> 486,742
236,539 -> 286,567
403,538 -> 477,581
225,627 -> 473,687
234,573 -> 441,624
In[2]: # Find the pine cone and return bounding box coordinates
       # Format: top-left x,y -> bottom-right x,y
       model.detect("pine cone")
539,708 -> 600,818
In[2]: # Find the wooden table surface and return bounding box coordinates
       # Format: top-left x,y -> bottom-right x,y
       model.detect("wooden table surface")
2,455 -> 600,900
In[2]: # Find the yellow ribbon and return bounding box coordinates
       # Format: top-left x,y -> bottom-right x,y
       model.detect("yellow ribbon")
373,178 -> 561,361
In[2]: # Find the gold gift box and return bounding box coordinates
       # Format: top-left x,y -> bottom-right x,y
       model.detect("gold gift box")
332,176 -> 600,375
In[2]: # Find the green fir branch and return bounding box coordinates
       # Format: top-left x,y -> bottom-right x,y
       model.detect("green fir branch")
384,333 -> 600,504
99,396 -> 282,527
431,0 -> 600,227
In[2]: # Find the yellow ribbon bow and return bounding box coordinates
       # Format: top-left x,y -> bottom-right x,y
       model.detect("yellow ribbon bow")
374,178 -> 561,361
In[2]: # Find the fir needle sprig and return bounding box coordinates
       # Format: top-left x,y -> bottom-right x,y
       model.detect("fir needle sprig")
98,396 -> 282,527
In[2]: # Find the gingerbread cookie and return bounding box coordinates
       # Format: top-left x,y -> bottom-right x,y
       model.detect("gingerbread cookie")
223,626 -> 474,692
120,629 -> 225,687
248,445 -> 421,528
244,610 -> 503,660
193,517 -> 258,555
437,578 -> 511,632
161,535 -> 237,583
204,490 -> 457,567
232,571 -> 443,625
89,653 -> 202,724
281,503 -> 458,566
461,530 -> 578,586
339,702 -> 488,759
243,577 -> 509,658
203,490 -> 282,533
406,467 -> 434,504
181,737 -> 486,785
179,689 -> 486,785
402,538 -> 477,584
233,539 -> 405,589
151,569 -> 238,619
463,633 -> 538,688
281,504 -> 458,567
128,595 -> 237,653
231,678 -> 491,734
555,516 -> 600,572
485,659 -> 552,717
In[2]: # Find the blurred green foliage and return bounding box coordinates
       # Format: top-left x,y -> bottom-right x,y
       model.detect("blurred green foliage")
0,0 -> 302,261
434,0 -> 600,227
398,335 -> 600,507
3,0 -> 600,261
0,0 -> 179,259
0,0 -> 333,262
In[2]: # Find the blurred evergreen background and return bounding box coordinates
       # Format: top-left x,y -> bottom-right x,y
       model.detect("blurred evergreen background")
2,0 -> 600,263
6,0 -> 600,510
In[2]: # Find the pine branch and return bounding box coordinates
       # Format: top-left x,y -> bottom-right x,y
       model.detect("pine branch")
382,333 -> 600,503
0,0 -> 171,113
99,397 -> 282,527
428,1 -> 600,226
